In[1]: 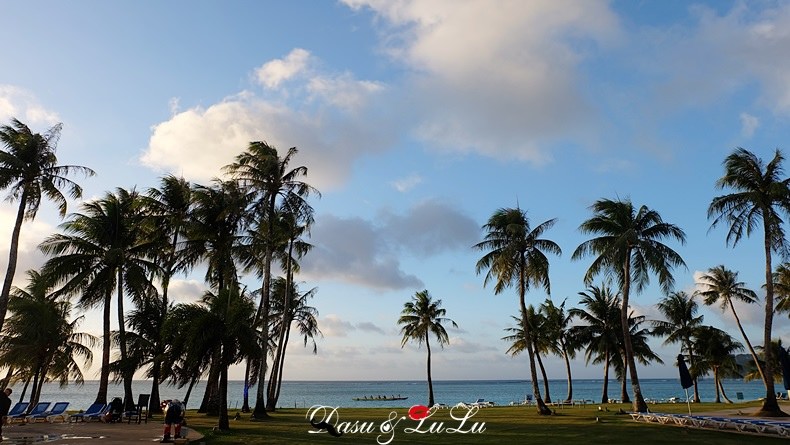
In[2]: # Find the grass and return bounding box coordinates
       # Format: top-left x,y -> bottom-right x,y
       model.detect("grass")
182,401 -> 790,444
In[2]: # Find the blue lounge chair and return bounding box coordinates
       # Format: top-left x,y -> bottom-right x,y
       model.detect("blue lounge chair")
6,401 -> 28,418
28,401 -> 68,423
69,402 -> 106,423
9,402 -> 49,423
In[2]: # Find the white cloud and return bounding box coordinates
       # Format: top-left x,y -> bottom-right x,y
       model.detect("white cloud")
0,85 -> 60,127
166,279 -> 207,304
343,0 -> 621,164
321,314 -> 356,337
255,48 -> 312,89
0,204 -> 54,288
740,112 -> 759,137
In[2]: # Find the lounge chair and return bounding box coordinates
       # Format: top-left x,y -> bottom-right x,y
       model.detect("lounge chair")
28,401 -> 69,423
69,402 -> 106,423
123,394 -> 150,424
9,402 -> 50,423
5,401 -> 29,419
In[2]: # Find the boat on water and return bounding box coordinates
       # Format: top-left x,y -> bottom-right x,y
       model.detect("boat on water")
353,396 -> 409,401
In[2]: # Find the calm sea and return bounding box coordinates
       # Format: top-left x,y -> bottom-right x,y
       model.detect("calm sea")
17,378 -> 770,411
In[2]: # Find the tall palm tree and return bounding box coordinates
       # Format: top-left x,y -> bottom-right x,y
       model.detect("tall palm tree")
540,298 -> 578,403
0,118 -> 94,336
266,277 -> 320,409
224,142 -> 319,419
569,283 -> 621,403
503,309 -> 554,403
40,188 -> 157,407
708,148 -> 790,415
695,265 -> 763,384
398,290 -> 457,407
652,291 -> 704,402
773,262 -> 790,312
143,175 -> 193,413
694,325 -> 743,404
572,198 -> 686,412
0,270 -> 95,406
474,207 -> 561,415
614,311 -> 663,403
181,180 -> 248,415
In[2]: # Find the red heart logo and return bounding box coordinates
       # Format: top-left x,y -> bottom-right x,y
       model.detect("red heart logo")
408,404 -> 430,420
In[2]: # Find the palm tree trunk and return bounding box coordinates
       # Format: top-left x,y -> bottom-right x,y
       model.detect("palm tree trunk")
685,341 -> 700,403
535,350 -> 551,404
519,267 -> 550,415
562,346 -> 573,402
116,269 -> 134,411
426,334 -> 435,407
241,360 -> 252,412
183,375 -> 198,408
760,225 -> 780,415
719,377 -> 733,404
713,366 -> 721,403
218,348 -> 230,430
620,368 -> 629,404
199,354 -> 221,415
95,292 -> 112,405
267,245 -> 294,412
253,201 -> 277,420
273,322 -> 292,404
621,254 -> 647,412
728,296 -> 766,384
601,350 -> 610,404
0,192 -> 27,336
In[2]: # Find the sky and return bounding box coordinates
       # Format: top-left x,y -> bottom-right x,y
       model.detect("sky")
2,0 -> 790,383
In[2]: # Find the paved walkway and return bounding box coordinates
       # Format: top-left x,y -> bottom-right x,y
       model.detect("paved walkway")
1,420 -> 205,444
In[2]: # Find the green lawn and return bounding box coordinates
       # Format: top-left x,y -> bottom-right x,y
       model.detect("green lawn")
182,402 -> 790,445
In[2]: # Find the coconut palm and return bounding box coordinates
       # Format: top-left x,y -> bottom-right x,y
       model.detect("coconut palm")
0,270 -> 95,406
0,118 -> 94,336
503,308 -> 554,403
695,265 -> 763,384
142,174 -> 193,413
474,207 -> 561,415
398,290 -> 457,407
266,277 -> 320,409
694,326 -> 743,403
40,188 -> 158,407
708,148 -> 790,415
569,283 -> 621,403
224,142 -> 319,419
181,180 -> 248,415
652,291 -> 704,402
773,263 -> 790,313
540,298 -> 578,403
572,198 -> 686,412
614,311 -> 663,403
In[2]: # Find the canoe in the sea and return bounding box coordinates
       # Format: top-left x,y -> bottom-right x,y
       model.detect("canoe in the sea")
352,396 -> 409,401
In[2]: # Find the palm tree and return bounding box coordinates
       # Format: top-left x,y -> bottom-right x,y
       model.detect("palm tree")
614,311 -> 663,403
504,308 -> 554,403
224,142 -> 319,419
143,175 -> 193,413
40,188 -> 157,407
0,270 -> 95,406
572,198 -> 686,412
694,325 -> 743,403
0,118 -> 94,336
695,265 -> 764,384
569,283 -> 621,403
708,148 -> 790,415
540,298 -> 578,403
266,277 -> 320,409
652,291 -> 704,402
181,180 -> 248,415
474,207 -> 561,415
773,262 -> 790,312
398,290 -> 457,407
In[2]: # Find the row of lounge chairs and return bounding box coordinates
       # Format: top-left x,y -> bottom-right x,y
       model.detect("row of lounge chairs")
5,394 -> 150,425
630,412 -> 790,437
7,401 -> 69,423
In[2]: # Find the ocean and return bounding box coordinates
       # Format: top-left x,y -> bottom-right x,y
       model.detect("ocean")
19,378 -> 770,411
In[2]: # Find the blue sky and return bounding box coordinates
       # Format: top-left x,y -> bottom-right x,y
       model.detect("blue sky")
2,0 -> 790,383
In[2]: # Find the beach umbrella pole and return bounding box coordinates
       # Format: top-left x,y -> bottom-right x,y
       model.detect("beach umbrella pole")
684,388 -> 691,415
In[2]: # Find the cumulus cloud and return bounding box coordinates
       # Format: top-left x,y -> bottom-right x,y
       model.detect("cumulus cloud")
357,322 -> 386,335
0,85 -> 60,126
255,48 -> 312,89
343,0 -> 621,163
320,314 -> 357,337
301,200 -> 477,289
141,51 -> 396,191
166,279 -> 208,303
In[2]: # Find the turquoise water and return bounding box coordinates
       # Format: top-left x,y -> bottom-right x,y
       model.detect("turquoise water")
22,378 -> 770,411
